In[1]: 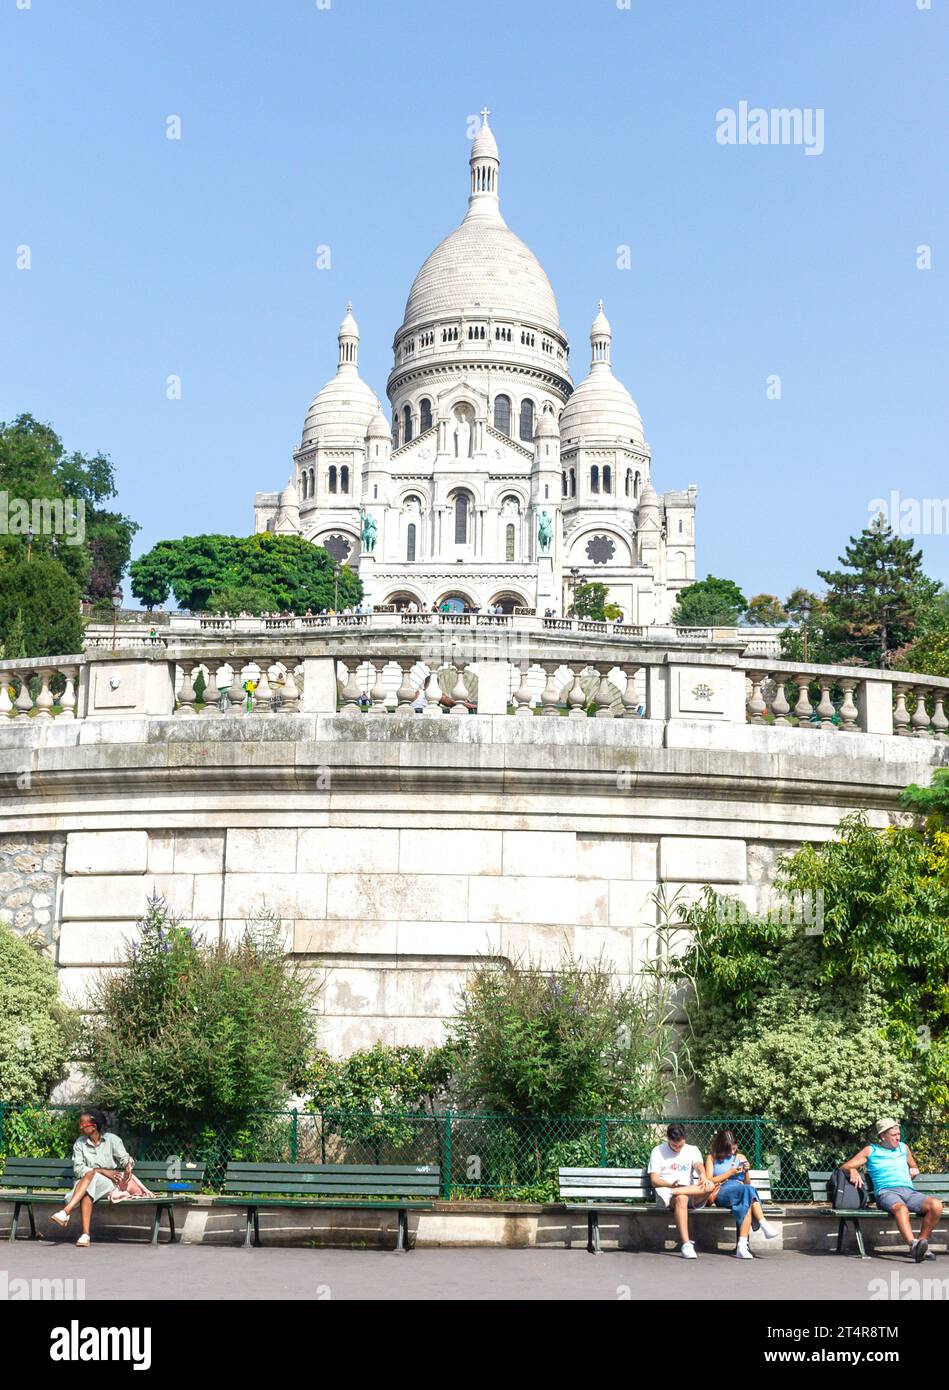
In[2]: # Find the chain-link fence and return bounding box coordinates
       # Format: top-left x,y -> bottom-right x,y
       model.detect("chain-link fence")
1,1104 -> 945,1202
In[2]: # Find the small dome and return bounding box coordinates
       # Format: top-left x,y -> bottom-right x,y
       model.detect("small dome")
638,480 -> 659,509
278,478 -> 298,507
560,373 -> 644,447
366,408 -> 390,440
471,110 -> 499,161
591,300 -> 611,337
535,407 -> 559,438
339,302 -> 359,337
302,377 -> 381,447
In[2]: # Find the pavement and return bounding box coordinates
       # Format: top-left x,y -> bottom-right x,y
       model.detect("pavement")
1,1241 -> 943,1300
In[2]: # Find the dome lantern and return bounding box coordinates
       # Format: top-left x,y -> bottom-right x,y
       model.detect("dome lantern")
468,107 -> 501,223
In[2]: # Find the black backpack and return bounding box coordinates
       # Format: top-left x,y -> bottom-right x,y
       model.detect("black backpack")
828,1166 -> 868,1209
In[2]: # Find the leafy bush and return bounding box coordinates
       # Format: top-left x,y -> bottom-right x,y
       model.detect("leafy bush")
446,950 -> 679,1117
0,921 -> 78,1104
84,898 -> 320,1136
306,1042 -> 457,1151
0,1107 -> 78,1159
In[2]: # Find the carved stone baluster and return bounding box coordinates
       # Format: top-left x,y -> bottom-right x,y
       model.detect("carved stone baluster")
911,685 -> 933,737
594,666 -> 615,718
280,661 -> 301,715
567,666 -> 587,719
892,684 -> 912,736
539,662 -> 562,716
449,657 -> 470,715
770,674 -> 791,726
253,664 -> 274,714
424,668 -> 443,716
792,673 -> 814,729
932,693 -> 948,741
58,666 -> 78,720
816,678 -> 836,730
394,660 -> 418,712
837,678 -> 859,732
369,663 -> 390,713
33,670 -> 54,720
201,663 -> 223,714
338,663 -> 362,713
176,663 -> 198,716
512,662 -> 533,717
621,665 -> 641,718
746,671 -> 768,723
226,666 -> 247,715
0,678 -> 15,719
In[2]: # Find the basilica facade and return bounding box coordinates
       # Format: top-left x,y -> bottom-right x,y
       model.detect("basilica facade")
254,112 -> 696,620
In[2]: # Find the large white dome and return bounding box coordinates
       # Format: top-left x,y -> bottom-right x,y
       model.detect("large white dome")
402,218 -> 561,331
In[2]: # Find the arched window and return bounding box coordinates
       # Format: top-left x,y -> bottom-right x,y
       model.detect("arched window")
406,523 -> 416,562
505,524 -> 515,562
340,465 -> 350,494
603,465 -> 612,494
634,472 -> 641,499
591,465 -> 600,494
402,405 -> 413,444
300,472 -> 307,500
570,468 -> 577,498
625,468 -> 632,498
328,466 -> 337,494
562,472 -> 568,497
519,400 -> 534,442
392,417 -> 400,448
419,398 -> 432,432
493,395 -> 511,436
454,493 -> 469,544
309,468 -> 315,498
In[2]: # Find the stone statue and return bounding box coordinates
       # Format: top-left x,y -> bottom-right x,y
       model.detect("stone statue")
454,415 -> 472,459
537,510 -> 553,554
360,509 -> 377,554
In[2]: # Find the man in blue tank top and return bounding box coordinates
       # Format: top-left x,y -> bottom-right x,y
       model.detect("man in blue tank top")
842,1118 -> 944,1261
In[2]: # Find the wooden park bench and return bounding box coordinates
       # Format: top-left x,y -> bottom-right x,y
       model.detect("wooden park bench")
808,1170 -> 949,1259
0,1158 -> 202,1244
559,1166 -> 777,1253
213,1162 -> 440,1251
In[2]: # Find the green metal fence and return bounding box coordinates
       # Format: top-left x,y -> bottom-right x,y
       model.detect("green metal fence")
1,1104 -> 946,1202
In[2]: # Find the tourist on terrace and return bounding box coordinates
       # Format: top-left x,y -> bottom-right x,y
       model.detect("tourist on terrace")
49,1109 -> 152,1247
704,1128 -> 779,1258
842,1119 -> 943,1261
648,1123 -> 714,1259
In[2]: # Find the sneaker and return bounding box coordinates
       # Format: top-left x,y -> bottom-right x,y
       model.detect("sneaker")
759,1220 -> 779,1240
50,1210 -> 70,1227
735,1243 -> 754,1259
76,1234 -> 90,1247
681,1241 -> 698,1259
913,1238 -> 929,1263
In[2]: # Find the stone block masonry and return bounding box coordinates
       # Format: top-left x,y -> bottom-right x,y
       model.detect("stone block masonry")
0,833 -> 66,953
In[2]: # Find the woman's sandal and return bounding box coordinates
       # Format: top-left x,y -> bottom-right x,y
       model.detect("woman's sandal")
50,1210 -> 70,1227
76,1234 -> 90,1247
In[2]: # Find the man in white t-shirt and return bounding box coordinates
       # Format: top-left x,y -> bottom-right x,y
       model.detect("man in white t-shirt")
648,1123 -> 714,1259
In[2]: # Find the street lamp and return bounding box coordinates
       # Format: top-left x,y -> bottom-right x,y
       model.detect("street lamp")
800,598 -> 812,663
333,561 -> 341,612
569,567 -> 580,618
111,583 -> 123,653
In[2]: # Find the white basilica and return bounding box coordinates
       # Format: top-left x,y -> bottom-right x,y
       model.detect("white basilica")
254,112 -> 696,620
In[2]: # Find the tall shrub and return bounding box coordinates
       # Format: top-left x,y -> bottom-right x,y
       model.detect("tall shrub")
84,898 -> 320,1134
0,921 -> 77,1104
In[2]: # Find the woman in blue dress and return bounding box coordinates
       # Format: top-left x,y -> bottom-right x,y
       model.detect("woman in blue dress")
704,1128 -> 780,1259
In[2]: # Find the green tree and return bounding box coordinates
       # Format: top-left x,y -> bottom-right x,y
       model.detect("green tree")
0,414 -> 138,602
779,588 -> 834,663
84,897 -> 320,1134
446,951 -> 678,1116
744,593 -> 788,626
671,575 -> 747,626
130,533 -> 362,613
128,541 -> 177,613
0,921 -> 78,1104
573,582 -> 620,621
817,517 -> 937,666
0,556 -> 83,657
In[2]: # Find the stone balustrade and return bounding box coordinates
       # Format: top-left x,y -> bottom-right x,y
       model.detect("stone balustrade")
740,658 -> 949,738
5,645 -> 949,738
0,657 -> 82,720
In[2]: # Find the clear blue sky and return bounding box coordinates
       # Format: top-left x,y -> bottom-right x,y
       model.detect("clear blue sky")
2,0 -> 946,600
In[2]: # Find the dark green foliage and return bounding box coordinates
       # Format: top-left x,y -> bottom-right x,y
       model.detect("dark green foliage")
0,921 -> 78,1104
671,574 -> 747,626
446,951 -> 678,1116
84,898 -> 321,1134
0,557 -> 83,657
130,533 -> 362,613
